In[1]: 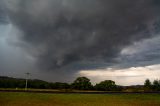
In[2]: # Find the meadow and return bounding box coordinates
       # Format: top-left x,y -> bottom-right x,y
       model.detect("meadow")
0,92 -> 160,106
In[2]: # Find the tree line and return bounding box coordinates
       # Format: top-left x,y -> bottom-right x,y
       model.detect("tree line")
0,76 -> 160,91
0,76 -> 121,91
144,79 -> 160,91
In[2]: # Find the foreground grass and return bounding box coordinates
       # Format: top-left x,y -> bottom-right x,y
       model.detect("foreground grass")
0,92 -> 160,106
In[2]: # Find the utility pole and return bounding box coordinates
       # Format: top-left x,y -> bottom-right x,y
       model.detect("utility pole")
25,72 -> 30,91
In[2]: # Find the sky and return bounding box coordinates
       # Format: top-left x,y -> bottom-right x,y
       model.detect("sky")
0,0 -> 160,85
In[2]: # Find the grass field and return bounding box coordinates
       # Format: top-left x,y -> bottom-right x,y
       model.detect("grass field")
0,92 -> 160,106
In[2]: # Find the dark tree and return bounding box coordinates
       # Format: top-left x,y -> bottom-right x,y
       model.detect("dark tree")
94,80 -> 117,91
71,77 -> 93,90
50,82 -> 70,89
152,80 -> 160,91
144,79 -> 152,90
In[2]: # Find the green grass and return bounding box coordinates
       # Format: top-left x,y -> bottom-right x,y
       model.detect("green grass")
0,92 -> 160,106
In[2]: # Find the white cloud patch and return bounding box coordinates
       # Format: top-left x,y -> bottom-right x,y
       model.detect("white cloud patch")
79,64 -> 160,86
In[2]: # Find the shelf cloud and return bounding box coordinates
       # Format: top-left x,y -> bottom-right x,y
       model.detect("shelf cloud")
0,0 -> 160,83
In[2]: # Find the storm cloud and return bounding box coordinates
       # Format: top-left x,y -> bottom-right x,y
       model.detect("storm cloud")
0,1 -> 8,24
2,0 -> 160,72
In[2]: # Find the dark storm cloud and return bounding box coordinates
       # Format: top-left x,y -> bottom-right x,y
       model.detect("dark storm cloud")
0,1 -> 8,24
3,0 -> 160,71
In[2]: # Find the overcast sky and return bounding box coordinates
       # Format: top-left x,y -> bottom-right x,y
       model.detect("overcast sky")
0,0 -> 160,85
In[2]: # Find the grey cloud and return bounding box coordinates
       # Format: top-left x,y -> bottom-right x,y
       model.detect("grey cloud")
115,35 -> 160,69
3,0 -> 160,72
0,1 -> 8,24
0,24 -> 35,77
0,2 -> 6,24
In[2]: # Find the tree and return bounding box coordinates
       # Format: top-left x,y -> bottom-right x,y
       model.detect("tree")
50,82 -> 70,89
144,79 -> 152,90
94,80 -> 117,91
71,77 -> 93,90
153,80 -> 160,91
